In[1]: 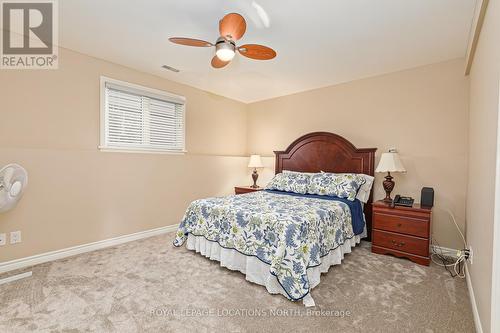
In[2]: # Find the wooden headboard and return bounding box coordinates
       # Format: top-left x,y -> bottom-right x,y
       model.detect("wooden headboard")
274,132 -> 377,240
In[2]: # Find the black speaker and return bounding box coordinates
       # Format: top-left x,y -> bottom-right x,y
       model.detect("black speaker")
421,187 -> 434,208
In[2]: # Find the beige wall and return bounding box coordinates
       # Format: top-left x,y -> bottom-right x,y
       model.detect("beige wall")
466,0 -> 500,331
0,47 -> 249,262
247,59 -> 469,250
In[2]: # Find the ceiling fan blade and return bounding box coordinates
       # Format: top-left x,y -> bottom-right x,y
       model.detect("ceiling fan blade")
238,44 -> 277,60
219,13 -> 246,40
169,37 -> 213,47
211,56 -> 230,69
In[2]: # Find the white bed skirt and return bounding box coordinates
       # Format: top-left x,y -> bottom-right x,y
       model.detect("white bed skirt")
186,228 -> 366,307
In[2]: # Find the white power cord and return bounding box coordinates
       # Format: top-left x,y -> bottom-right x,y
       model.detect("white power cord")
445,208 -> 467,248
430,245 -> 466,278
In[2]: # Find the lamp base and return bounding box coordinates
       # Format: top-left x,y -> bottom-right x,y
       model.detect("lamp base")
251,169 -> 259,188
382,172 -> 395,203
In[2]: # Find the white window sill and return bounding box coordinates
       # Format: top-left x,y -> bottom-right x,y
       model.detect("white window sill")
98,146 -> 187,155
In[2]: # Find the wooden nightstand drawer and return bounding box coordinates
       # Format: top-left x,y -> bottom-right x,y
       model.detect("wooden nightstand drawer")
372,229 -> 429,257
373,212 -> 429,238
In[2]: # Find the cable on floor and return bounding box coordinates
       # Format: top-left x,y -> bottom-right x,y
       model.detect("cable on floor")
430,209 -> 467,279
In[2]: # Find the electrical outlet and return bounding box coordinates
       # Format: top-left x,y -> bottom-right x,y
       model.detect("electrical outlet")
10,231 -> 21,244
0,233 -> 6,246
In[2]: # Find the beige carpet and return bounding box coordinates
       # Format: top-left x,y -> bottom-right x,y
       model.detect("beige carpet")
0,232 -> 475,332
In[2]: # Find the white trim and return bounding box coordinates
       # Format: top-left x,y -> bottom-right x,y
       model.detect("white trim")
0,224 -> 179,274
182,98 -> 187,153
465,0 -> 489,74
491,77 -> 500,333
100,76 -> 186,103
0,271 -> 32,285
98,147 -> 187,155
100,76 -> 107,149
466,264 -> 484,333
461,76 -> 500,333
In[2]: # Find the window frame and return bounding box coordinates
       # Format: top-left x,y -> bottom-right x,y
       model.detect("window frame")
99,76 -> 187,154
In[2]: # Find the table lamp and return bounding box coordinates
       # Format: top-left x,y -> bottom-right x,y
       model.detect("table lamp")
248,155 -> 264,188
375,149 -> 406,202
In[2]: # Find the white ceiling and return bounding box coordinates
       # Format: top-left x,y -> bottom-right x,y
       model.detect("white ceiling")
59,0 -> 476,103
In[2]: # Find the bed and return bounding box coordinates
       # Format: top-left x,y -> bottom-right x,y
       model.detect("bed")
174,132 -> 376,306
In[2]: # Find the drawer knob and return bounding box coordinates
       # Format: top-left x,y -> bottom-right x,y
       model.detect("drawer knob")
391,240 -> 405,247
397,223 -> 402,227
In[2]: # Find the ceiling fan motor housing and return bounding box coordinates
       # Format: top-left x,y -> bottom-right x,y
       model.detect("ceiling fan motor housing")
215,37 -> 236,61
215,37 -> 235,52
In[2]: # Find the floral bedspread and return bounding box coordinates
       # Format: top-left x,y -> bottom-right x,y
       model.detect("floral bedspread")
173,190 -> 357,301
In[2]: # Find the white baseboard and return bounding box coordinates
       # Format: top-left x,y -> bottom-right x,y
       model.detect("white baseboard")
0,224 -> 179,274
466,264 -> 484,333
0,271 -> 33,285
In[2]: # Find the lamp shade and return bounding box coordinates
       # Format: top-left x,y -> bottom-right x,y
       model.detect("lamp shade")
375,152 -> 406,173
248,155 -> 264,168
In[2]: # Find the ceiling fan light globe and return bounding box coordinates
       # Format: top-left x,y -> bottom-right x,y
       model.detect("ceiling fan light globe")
216,48 -> 235,62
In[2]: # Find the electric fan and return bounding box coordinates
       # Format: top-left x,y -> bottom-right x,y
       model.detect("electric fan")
0,164 -> 28,213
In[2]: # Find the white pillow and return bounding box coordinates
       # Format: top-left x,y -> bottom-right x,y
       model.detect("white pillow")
355,174 -> 374,203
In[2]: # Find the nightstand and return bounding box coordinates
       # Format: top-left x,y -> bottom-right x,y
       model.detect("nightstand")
371,200 -> 432,266
234,186 -> 263,195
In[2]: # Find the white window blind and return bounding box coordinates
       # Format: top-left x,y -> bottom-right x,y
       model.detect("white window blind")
101,78 -> 186,153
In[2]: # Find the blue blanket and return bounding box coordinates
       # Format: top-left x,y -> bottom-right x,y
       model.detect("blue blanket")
264,190 -> 365,235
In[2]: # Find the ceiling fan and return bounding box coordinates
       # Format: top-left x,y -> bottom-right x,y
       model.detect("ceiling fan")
169,13 -> 277,69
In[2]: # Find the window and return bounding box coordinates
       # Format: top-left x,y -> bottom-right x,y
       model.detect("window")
100,77 -> 186,153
